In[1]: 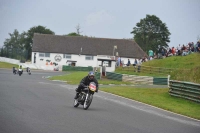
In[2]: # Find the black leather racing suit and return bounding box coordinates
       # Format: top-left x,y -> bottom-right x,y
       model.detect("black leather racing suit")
76,76 -> 99,93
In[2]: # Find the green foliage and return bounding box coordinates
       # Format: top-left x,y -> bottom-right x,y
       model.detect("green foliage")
24,25 -> 55,60
64,32 -> 81,36
131,14 -> 171,53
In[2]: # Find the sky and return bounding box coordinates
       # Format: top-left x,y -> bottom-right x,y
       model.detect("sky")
0,0 -> 200,48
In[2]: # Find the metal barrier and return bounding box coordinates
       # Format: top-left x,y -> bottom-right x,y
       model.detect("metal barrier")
121,65 -> 190,75
169,80 -> 200,103
62,66 -> 93,71
106,72 -> 168,85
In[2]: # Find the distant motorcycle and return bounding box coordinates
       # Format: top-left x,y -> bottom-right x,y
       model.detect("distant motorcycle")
27,67 -> 31,75
13,67 -> 17,75
73,82 -> 97,110
18,68 -> 23,76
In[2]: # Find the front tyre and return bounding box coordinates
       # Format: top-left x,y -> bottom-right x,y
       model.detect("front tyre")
73,99 -> 79,107
83,94 -> 93,110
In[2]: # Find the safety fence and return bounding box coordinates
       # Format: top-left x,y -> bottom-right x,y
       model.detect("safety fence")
120,65 -> 190,75
95,72 -> 101,80
106,72 -> 168,85
169,80 -> 200,103
62,65 -> 93,71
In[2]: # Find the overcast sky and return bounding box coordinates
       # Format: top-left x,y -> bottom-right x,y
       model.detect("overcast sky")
0,0 -> 200,48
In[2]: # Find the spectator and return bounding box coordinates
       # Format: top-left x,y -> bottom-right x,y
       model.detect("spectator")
137,58 -> 142,72
133,59 -> 137,68
177,44 -> 181,55
117,57 -> 121,67
172,47 -> 176,55
195,42 -> 199,52
198,41 -> 200,52
182,45 -> 187,56
126,59 -> 131,66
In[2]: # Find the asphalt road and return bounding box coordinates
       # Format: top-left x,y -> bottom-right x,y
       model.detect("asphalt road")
0,69 -> 199,133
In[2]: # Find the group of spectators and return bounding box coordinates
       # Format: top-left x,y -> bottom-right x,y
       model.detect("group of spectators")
157,41 -> 200,58
116,40 -> 200,69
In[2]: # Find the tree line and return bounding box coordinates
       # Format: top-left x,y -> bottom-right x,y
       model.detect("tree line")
0,14 -> 171,61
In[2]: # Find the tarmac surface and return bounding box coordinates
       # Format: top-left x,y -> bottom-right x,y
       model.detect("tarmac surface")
0,69 -> 199,133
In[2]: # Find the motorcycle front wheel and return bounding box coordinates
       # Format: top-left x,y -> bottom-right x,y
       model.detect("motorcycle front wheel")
83,94 -> 93,110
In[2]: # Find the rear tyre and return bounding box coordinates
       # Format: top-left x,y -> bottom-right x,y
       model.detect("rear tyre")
73,99 -> 79,107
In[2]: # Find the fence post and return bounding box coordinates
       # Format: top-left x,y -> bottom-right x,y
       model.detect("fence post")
168,75 -> 170,87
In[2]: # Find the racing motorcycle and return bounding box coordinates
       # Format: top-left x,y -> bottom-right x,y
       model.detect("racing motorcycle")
27,67 -> 31,75
18,68 -> 23,76
13,67 -> 17,75
73,82 -> 96,110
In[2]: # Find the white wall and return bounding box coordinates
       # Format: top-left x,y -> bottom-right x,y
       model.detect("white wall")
0,57 -> 20,64
31,52 -> 117,72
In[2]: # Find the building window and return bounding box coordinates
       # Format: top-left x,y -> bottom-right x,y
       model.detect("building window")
45,53 -> 50,57
85,55 -> 93,60
63,54 -> 71,59
39,53 -> 50,57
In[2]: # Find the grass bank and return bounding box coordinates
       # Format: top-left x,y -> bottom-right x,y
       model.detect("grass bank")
101,86 -> 200,120
116,53 -> 200,83
0,62 -> 18,68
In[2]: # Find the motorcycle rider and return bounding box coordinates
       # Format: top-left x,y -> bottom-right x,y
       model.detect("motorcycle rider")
13,67 -> 17,74
18,65 -> 23,74
26,67 -> 30,72
74,71 -> 99,99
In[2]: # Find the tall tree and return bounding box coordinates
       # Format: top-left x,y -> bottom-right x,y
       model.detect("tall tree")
24,25 -> 55,60
131,15 -> 171,53
3,29 -> 25,58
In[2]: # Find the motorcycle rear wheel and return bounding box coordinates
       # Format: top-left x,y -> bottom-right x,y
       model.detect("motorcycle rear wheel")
73,99 -> 79,107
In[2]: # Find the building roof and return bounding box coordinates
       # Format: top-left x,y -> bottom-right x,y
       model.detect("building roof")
32,33 -> 147,58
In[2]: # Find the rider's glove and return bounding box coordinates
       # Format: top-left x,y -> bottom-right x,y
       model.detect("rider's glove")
95,87 -> 98,93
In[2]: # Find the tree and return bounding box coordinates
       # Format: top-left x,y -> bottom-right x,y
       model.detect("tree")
64,32 -> 81,36
131,15 -> 171,53
3,29 -> 25,58
24,25 -> 55,60
75,24 -> 82,35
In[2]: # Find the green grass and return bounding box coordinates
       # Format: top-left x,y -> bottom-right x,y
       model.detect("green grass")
49,71 -> 132,85
100,86 -> 200,120
143,53 -> 200,69
116,53 -> 200,83
0,62 -> 18,68
115,69 -> 168,77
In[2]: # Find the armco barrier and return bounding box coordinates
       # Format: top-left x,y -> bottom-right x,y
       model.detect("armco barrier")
153,78 -> 168,85
106,72 -> 123,81
95,72 -> 101,80
62,65 -> 93,71
106,72 -> 168,85
169,80 -> 200,103
122,74 -> 153,85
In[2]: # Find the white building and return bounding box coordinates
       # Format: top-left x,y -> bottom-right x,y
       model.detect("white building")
32,34 -> 147,72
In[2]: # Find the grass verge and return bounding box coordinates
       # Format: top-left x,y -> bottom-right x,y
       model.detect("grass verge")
49,71 -> 132,85
100,86 -> 200,120
0,62 -> 18,68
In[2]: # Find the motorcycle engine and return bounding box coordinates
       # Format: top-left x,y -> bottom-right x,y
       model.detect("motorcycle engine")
78,93 -> 85,102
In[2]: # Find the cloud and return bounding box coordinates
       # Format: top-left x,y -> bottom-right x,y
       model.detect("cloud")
85,10 -> 115,26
